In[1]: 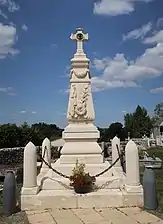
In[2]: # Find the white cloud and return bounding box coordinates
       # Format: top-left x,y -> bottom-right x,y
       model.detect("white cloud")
0,86 -> 16,95
92,32 -> 163,92
0,9 -> 8,19
150,87 -> 163,93
157,18 -> 163,29
0,0 -> 20,12
123,22 -> 152,41
93,0 -> 154,16
20,110 -> 26,114
20,111 -> 37,114
22,24 -> 28,32
143,30 -> 163,44
93,57 -> 110,71
0,23 -> 19,59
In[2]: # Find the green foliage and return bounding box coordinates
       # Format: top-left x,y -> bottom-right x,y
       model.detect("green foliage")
154,102 -> 163,118
0,122 -> 62,148
69,160 -> 96,187
98,122 -> 127,142
124,105 -> 152,138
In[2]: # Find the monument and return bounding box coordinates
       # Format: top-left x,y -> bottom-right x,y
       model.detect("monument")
21,29 -> 143,209
60,28 -> 103,164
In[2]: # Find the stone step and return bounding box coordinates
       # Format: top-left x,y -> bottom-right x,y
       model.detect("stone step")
21,189 -> 143,210
40,176 -> 123,190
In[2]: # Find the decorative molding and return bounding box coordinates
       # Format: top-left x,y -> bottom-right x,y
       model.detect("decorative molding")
70,69 -> 90,79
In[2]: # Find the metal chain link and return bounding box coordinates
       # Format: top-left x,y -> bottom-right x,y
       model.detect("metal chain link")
39,144 -> 122,179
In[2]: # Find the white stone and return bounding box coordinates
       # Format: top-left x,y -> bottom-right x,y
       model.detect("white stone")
20,28 -> 143,209
125,140 -> 142,193
111,136 -> 121,167
60,29 -> 103,164
41,137 -> 51,172
23,142 -> 37,188
21,189 -> 143,210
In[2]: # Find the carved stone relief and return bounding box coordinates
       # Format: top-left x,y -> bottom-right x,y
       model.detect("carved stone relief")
68,84 -> 90,120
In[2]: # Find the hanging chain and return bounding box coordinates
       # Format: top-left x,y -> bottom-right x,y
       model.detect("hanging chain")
39,144 -> 123,179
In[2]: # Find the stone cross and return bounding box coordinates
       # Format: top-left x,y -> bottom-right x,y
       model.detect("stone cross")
70,28 -> 88,54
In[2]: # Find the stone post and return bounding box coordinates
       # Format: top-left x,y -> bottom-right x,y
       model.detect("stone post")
112,136 -> 121,167
125,140 -> 142,193
112,136 -> 122,174
41,137 -> 51,172
21,142 -> 39,195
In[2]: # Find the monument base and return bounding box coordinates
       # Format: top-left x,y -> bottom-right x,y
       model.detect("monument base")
21,160 -> 143,209
60,123 -> 103,164
21,189 -> 143,210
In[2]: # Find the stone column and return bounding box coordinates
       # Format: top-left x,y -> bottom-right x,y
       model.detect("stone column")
21,142 -> 39,195
125,140 -> 142,193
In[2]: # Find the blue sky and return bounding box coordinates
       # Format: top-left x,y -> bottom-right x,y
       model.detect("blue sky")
0,0 -> 163,128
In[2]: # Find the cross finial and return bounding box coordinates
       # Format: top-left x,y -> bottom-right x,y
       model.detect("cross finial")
70,28 -> 88,54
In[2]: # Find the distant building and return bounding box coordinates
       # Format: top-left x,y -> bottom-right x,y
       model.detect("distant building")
153,118 -> 163,146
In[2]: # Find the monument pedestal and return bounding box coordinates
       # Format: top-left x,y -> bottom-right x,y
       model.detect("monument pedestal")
60,123 -> 103,164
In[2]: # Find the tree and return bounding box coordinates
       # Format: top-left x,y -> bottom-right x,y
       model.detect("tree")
154,102 -> 163,118
0,122 -> 63,148
31,122 -> 62,143
124,105 -> 152,138
98,122 -> 126,142
124,113 -> 134,136
0,124 -> 21,148
109,122 -> 123,139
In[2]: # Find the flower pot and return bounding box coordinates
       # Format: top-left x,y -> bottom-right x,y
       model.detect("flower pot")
74,185 -> 92,194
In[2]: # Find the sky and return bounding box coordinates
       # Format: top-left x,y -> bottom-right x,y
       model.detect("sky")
0,0 -> 163,128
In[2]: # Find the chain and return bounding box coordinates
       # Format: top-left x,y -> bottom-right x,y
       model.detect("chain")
39,150 -> 70,178
38,146 -> 46,172
39,144 -> 122,179
93,156 -> 120,178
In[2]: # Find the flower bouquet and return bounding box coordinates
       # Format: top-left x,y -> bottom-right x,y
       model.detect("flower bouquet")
69,160 -> 96,194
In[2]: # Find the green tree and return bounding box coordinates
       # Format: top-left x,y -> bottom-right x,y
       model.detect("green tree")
0,123 -> 21,148
124,105 -> 152,138
109,122 -> 123,139
0,122 -> 63,148
154,102 -> 163,118
31,122 -> 62,142
124,113 -> 134,136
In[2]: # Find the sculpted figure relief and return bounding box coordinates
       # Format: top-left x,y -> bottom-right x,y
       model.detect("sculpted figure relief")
69,84 -> 90,120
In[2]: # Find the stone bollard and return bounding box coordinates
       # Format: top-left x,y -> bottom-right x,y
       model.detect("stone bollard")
41,137 -> 51,172
21,142 -> 39,195
112,136 -> 121,167
125,140 -> 142,193
143,167 -> 158,210
3,171 -> 17,216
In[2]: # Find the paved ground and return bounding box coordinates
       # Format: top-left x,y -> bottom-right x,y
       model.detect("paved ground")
26,207 -> 163,224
